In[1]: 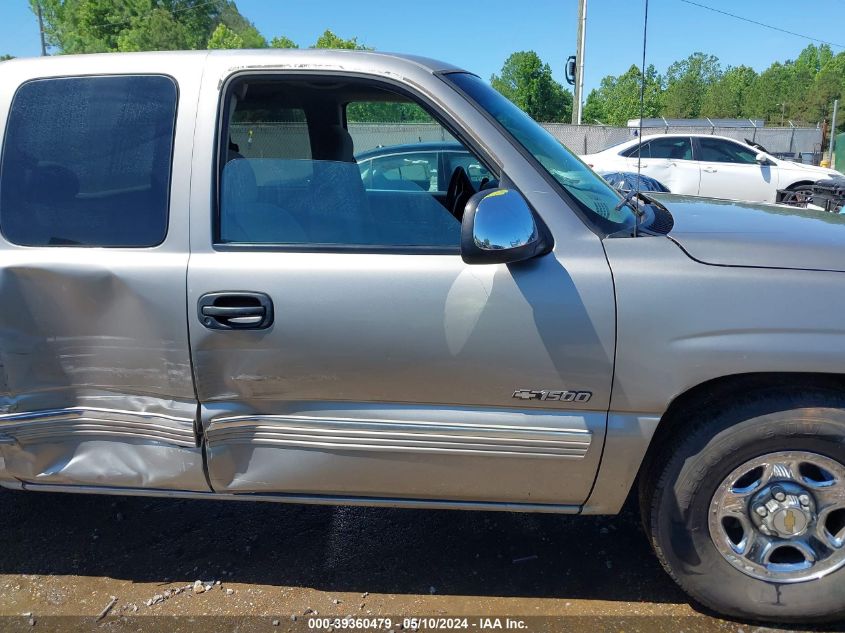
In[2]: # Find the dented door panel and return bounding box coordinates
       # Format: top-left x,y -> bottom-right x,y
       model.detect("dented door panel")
202,401 -> 603,503
0,55 -> 207,491
0,251 -> 206,490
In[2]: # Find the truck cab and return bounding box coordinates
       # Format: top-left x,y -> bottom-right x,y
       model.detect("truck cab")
1,51 -> 845,623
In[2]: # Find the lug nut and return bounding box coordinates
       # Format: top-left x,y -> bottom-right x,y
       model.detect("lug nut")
799,494 -> 811,506
772,487 -> 787,502
755,506 -> 768,517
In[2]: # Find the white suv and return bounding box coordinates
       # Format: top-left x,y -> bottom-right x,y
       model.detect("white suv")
582,134 -> 842,203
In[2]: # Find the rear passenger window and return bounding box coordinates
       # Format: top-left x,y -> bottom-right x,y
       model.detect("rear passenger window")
0,75 -> 177,247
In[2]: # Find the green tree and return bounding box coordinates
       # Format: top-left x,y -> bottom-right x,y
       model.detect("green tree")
217,1 -> 265,48
663,52 -> 721,118
29,0 -> 263,53
490,51 -> 572,122
0,55 -> 14,61
805,52 -> 845,130
118,7 -> 193,51
701,65 -> 757,118
347,101 -> 431,123
270,35 -> 299,49
312,29 -> 369,50
743,62 -> 795,123
206,23 -> 243,49
583,43 -> 844,126
35,0 -> 129,53
582,64 -> 663,125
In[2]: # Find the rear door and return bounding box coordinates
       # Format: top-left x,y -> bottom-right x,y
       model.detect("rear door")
187,63 -> 616,507
625,136 -> 699,194
0,58 -> 207,491
695,137 -> 777,202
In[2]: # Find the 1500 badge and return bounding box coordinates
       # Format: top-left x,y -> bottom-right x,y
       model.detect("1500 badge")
512,389 -> 592,402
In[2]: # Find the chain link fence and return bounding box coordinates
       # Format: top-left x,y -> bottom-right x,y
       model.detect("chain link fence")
232,122 -> 824,163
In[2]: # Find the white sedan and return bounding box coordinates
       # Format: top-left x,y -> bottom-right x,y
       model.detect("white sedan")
581,134 -> 842,203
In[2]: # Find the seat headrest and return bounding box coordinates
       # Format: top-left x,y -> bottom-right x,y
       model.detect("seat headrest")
317,125 -> 355,163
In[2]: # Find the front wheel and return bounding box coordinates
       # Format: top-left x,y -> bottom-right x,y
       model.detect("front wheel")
641,390 -> 845,622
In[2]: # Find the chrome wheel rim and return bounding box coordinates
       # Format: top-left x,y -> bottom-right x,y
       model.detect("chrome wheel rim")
708,451 -> 845,583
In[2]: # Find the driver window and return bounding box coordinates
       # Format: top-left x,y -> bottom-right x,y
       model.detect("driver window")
699,138 -> 758,164
218,79 -> 492,250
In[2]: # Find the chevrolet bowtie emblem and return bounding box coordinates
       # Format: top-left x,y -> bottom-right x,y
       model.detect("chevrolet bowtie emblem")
784,510 -> 797,534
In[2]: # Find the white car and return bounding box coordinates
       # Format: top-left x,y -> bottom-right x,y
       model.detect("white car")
582,134 -> 842,203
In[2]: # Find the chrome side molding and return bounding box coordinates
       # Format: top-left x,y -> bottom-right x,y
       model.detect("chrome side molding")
0,407 -> 196,447
205,414 -> 593,459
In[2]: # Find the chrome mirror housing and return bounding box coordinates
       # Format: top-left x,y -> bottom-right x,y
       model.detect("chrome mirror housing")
460,188 -> 552,265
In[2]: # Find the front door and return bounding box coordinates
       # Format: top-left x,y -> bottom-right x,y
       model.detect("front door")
695,137 -> 777,202
187,71 -> 616,507
0,68 -> 206,491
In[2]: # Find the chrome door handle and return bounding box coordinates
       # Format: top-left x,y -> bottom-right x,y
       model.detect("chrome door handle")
227,315 -> 264,325
201,305 -> 265,318
198,292 -> 274,330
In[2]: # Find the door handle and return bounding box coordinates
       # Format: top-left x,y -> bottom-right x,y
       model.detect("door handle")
703,167 -> 718,173
198,292 -> 274,330
201,305 -> 264,318
201,305 -> 265,327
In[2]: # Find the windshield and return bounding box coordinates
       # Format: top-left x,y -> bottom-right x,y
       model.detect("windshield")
446,73 -> 635,232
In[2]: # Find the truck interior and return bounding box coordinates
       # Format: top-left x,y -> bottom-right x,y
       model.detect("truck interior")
218,77 -> 495,248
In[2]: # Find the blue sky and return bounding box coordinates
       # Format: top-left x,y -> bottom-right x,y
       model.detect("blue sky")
2,0 -> 845,95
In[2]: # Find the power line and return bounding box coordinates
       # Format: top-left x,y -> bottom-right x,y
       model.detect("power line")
679,0 -> 845,49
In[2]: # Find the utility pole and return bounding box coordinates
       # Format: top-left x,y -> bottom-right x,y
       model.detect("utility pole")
829,98 -> 839,165
35,1 -> 48,57
571,0 -> 587,125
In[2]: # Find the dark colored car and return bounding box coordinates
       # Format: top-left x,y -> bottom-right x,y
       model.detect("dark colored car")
355,142 -> 493,192
356,142 -> 670,197
598,171 -> 670,194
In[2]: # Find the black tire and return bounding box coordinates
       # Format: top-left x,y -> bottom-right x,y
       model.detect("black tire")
640,388 -> 845,623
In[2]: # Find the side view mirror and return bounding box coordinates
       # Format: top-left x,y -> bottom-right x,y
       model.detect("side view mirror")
460,188 -> 552,265
756,153 -> 773,165
565,56 -> 577,86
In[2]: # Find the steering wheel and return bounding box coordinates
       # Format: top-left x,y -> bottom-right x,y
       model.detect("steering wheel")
444,166 -> 476,221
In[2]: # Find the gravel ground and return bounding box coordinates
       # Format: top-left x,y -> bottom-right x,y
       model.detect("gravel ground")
0,488 -> 843,633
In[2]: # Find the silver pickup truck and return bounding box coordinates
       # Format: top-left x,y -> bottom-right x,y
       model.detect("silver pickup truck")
1,50 -> 844,623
